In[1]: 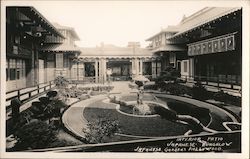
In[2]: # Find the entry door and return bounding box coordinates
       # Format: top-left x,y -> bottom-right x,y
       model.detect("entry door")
38,59 -> 45,84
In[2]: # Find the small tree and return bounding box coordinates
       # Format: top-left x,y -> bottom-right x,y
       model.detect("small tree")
83,119 -> 120,143
155,66 -> 181,85
54,76 -> 69,89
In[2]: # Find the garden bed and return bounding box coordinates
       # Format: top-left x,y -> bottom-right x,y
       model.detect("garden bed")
83,100 -> 190,143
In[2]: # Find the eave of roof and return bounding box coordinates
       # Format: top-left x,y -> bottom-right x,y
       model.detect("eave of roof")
148,44 -> 186,53
168,7 -> 241,40
79,46 -> 154,57
40,44 -> 81,53
146,26 -> 179,41
53,23 -> 80,40
20,7 -> 64,38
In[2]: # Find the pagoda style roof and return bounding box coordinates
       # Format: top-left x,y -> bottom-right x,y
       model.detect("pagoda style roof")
40,43 -> 80,53
146,25 -> 179,41
9,6 -> 64,38
79,45 -> 154,58
169,7 -> 241,39
53,23 -> 80,40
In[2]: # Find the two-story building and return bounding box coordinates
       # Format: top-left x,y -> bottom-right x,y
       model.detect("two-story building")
146,25 -> 186,73
169,7 -> 242,87
6,7 -> 64,91
147,7 -> 242,89
40,23 -> 81,81
6,7 -> 80,92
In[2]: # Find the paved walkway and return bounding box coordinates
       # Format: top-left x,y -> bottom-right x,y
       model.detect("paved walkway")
62,95 -> 107,139
109,81 -> 136,94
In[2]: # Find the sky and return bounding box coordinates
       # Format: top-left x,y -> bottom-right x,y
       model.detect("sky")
2,1 -> 231,47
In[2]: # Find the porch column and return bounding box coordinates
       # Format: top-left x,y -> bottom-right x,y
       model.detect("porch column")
78,62 -> 84,80
139,58 -> 143,75
189,58 -> 194,81
131,58 -> 136,77
95,59 -> 98,83
152,61 -> 156,79
103,58 -> 107,83
82,62 -> 85,78
135,58 -> 139,75
27,42 -> 35,86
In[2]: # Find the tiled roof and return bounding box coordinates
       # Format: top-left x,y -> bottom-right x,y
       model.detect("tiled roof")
40,44 -> 80,53
169,7 -> 241,39
79,45 -> 154,57
146,25 -> 179,41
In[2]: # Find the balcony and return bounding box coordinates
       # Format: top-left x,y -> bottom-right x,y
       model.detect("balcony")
7,44 -> 32,58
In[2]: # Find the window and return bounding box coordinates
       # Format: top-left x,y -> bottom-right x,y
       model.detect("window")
16,59 -> 21,79
22,60 -> 25,77
152,61 -> 161,76
184,61 -> 188,73
85,62 -> 95,77
63,54 -> 68,68
10,59 -> 16,80
56,54 -> 63,68
143,62 -> 152,75
6,58 -> 26,81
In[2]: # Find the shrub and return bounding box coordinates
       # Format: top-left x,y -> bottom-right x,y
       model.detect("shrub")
54,76 -> 69,89
30,101 -> 46,120
155,66 -> 181,85
46,99 -> 67,119
13,120 -> 57,150
192,82 -> 208,100
47,91 -> 58,99
162,83 -> 191,96
39,97 -> 50,105
83,119 -> 120,143
213,90 -> 241,106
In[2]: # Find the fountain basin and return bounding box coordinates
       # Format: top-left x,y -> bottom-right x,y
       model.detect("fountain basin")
116,101 -> 170,118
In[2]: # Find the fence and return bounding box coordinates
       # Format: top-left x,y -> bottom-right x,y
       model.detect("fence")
6,80 -> 55,110
180,74 -> 241,90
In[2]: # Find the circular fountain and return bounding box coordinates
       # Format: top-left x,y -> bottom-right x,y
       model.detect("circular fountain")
62,75 -> 240,143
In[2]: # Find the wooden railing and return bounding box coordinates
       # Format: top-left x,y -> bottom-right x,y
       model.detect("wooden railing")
6,81 -> 55,110
180,74 -> 241,90
25,130 -> 241,152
